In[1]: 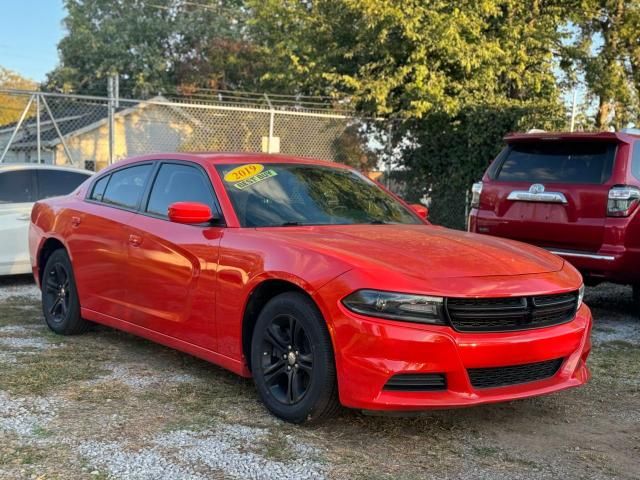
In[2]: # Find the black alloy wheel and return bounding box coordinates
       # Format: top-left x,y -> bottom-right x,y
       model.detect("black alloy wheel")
260,313 -> 314,405
251,292 -> 340,423
41,249 -> 89,335
44,261 -> 71,324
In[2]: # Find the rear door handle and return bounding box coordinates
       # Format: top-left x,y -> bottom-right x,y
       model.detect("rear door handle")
71,216 -> 81,227
128,234 -> 142,247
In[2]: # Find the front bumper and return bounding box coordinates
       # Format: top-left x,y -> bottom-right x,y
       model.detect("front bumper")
315,284 -> 592,411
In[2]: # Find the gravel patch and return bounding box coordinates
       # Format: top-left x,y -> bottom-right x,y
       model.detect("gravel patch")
87,363 -> 197,389
0,281 -> 40,302
0,392 -> 57,437
78,440 -> 205,480
0,337 -> 54,350
78,424 -> 326,480
585,284 -> 640,345
0,325 -> 41,335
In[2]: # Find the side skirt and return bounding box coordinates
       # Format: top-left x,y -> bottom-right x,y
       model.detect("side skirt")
81,307 -> 252,378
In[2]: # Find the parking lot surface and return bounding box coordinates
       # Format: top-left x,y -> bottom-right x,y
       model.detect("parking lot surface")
0,275 -> 638,479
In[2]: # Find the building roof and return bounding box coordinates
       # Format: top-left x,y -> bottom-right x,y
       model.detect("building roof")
0,100 -> 133,149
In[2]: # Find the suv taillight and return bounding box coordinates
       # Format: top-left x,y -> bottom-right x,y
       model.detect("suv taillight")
608,186 -> 640,217
470,181 -> 483,208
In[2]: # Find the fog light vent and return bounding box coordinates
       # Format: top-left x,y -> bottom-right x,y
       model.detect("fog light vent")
383,373 -> 447,391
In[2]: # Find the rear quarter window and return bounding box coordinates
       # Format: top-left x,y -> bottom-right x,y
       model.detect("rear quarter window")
101,164 -> 152,209
496,141 -> 616,184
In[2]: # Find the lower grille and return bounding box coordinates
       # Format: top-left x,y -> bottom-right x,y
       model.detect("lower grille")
468,358 -> 564,389
446,291 -> 579,332
384,373 -> 447,391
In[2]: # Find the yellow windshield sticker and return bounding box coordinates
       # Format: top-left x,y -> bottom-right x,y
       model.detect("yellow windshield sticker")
224,163 -> 265,183
233,169 -> 278,190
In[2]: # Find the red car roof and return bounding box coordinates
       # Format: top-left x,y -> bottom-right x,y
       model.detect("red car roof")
107,152 -> 349,170
504,131 -> 640,144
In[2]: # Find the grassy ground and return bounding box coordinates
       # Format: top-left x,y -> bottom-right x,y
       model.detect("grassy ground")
0,276 -> 638,479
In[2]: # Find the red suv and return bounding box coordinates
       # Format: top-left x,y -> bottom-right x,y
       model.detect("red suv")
468,131 -> 640,303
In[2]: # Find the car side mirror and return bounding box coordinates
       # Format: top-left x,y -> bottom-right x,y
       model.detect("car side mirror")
410,203 -> 429,220
168,202 -> 217,224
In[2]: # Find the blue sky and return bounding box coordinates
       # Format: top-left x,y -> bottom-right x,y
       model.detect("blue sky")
0,0 -> 65,81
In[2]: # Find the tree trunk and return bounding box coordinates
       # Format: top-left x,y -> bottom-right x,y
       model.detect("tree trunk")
596,98 -> 611,130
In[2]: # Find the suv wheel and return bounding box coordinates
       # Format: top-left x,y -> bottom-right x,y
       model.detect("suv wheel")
250,292 -> 340,423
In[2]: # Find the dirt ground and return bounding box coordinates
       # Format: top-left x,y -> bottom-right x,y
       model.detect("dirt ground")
0,275 -> 638,480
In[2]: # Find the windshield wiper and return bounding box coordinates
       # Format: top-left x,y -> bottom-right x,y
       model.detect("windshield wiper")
280,221 -> 305,226
368,220 -> 390,224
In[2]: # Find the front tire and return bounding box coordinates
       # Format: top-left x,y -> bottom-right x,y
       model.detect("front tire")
41,249 -> 89,335
251,292 -> 340,423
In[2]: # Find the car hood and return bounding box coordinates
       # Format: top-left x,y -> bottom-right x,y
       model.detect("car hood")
259,224 -> 564,279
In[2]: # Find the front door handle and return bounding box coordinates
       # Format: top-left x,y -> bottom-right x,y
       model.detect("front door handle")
128,234 -> 142,247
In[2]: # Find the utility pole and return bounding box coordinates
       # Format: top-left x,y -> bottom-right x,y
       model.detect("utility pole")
107,74 -> 119,165
570,88 -> 577,132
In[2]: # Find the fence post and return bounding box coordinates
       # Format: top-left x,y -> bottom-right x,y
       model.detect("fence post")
107,76 -> 115,165
385,120 -> 394,188
264,93 -> 274,154
36,94 -> 41,164
40,95 -> 75,165
464,189 -> 470,227
0,94 -> 35,163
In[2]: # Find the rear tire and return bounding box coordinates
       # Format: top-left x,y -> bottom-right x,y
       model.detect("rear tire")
251,292 -> 340,424
41,249 -> 89,335
633,285 -> 640,316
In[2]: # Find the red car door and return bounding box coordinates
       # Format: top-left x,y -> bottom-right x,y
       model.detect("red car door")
124,161 -> 224,348
69,163 -> 154,321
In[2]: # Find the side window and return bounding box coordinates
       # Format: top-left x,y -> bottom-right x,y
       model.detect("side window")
102,164 -> 152,209
90,175 -> 110,202
632,141 -> 640,181
146,163 -> 217,217
0,170 -> 36,203
37,170 -> 91,200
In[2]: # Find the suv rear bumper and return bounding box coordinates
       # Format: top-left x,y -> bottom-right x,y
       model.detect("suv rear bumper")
545,247 -> 640,284
468,210 -> 640,285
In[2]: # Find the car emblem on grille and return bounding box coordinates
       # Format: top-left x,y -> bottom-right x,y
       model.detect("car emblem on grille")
529,183 -> 545,194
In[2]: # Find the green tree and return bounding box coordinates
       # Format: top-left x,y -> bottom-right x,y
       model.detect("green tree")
48,0 -> 253,97
568,0 -> 640,129
249,0 -> 570,117
0,67 -> 37,126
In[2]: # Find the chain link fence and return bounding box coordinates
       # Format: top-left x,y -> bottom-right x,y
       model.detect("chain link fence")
0,88 -> 469,229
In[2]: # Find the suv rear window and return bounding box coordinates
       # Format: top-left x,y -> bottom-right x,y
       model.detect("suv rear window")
496,141 -> 616,184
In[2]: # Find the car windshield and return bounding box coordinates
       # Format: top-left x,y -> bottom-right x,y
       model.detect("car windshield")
215,163 -> 420,227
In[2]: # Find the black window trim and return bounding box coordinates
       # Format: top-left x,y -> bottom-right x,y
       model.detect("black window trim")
84,160 -> 225,226
491,141 -> 619,184
84,162 -> 154,213
139,159 -> 225,226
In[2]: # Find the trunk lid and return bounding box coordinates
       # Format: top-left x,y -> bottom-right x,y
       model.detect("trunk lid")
479,137 -> 622,252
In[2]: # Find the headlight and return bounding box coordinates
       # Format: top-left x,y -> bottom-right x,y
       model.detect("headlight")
577,284 -> 585,309
342,290 -> 446,325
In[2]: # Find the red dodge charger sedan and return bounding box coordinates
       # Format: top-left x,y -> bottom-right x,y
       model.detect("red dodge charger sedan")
29,153 -> 592,423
